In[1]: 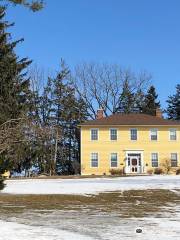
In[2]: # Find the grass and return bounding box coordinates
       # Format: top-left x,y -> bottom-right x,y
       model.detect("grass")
0,189 -> 180,219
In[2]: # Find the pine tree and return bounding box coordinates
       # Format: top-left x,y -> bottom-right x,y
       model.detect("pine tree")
30,62 -> 88,176
0,177 -> 5,190
51,62 -> 87,174
0,7 -> 31,124
116,80 -> 135,113
166,84 -> 180,120
141,85 -> 160,116
2,0 -> 44,11
0,6 -> 32,174
134,89 -> 145,113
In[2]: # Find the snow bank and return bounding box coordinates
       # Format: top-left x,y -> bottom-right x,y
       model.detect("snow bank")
1,175 -> 180,195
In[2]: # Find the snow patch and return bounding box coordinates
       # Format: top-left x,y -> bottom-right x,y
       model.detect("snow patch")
2,175 -> 180,195
0,220 -> 95,240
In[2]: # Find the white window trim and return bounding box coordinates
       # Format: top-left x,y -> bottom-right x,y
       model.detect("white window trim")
169,128 -> 177,141
151,152 -> 159,167
109,152 -> 119,168
90,128 -> 99,141
170,152 -> 178,167
109,128 -> 118,141
150,128 -> 158,141
130,128 -> 138,141
90,152 -> 99,168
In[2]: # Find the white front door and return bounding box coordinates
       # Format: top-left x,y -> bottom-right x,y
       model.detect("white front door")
130,156 -> 140,173
125,153 -> 143,174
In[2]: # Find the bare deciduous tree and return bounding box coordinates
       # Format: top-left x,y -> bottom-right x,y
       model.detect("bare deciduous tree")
0,118 -> 27,154
70,62 -> 151,119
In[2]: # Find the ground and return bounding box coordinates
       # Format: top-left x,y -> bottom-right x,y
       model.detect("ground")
0,176 -> 180,239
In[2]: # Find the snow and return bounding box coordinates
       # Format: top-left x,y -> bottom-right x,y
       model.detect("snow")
1,175 -> 180,239
2,175 -> 180,195
1,216 -> 180,240
0,220 -> 94,240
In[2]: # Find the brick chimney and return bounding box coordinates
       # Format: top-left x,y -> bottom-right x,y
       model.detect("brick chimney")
155,108 -> 163,118
96,109 -> 104,119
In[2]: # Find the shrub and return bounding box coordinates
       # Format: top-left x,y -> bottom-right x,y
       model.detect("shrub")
161,158 -> 171,174
147,169 -> 153,175
0,177 -> 5,190
154,168 -> 163,175
176,168 -> 180,175
109,168 -> 123,176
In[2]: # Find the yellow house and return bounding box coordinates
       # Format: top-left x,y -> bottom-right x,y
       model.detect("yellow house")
80,109 -> 180,175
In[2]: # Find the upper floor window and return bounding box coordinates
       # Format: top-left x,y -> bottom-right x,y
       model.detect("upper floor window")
110,128 -> 117,140
151,153 -> 158,167
130,128 -> 137,140
170,129 -> 177,141
91,129 -> 98,140
171,153 -> 178,167
150,129 -> 158,141
91,153 -> 98,167
110,153 -> 118,167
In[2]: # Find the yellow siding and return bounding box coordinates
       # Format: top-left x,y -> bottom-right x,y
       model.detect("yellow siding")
81,126 -> 180,175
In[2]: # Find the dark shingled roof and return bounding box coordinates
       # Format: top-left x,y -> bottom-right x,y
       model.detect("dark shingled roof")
80,113 -> 180,126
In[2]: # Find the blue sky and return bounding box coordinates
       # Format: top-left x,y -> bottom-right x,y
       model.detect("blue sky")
6,0 -> 180,108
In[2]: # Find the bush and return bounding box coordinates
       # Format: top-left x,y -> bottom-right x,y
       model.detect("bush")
176,168 -> 180,175
154,168 -> 163,175
161,158 -> 171,174
0,177 -> 5,190
147,169 -> 153,175
109,168 -> 123,176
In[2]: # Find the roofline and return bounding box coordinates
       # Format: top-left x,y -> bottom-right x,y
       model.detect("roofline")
79,124 -> 180,127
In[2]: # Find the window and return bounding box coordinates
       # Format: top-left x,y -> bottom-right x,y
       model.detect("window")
130,129 -> 137,140
91,129 -> 98,140
150,129 -> 158,141
171,153 -> 178,167
151,153 -> 158,167
110,128 -> 117,140
170,129 -> 177,141
110,153 -> 118,167
91,153 -> 98,167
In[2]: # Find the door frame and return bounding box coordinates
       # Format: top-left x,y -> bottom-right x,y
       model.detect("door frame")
124,150 -> 144,174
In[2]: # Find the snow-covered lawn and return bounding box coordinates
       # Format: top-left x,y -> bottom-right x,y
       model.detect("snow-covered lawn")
1,217 -> 180,240
2,175 -> 180,195
0,220 -> 95,240
1,175 -> 180,240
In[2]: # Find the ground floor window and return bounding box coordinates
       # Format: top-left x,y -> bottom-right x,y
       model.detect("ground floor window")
151,153 -> 158,167
171,153 -> 178,167
91,153 -> 98,167
110,153 -> 118,167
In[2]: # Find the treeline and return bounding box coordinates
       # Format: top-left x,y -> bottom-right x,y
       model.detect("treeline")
0,6 -> 180,176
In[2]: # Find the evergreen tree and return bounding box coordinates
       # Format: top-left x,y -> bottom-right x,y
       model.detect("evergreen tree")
2,0 -> 44,11
0,7 -> 31,125
116,80 -> 135,113
134,89 -> 145,113
52,63 -> 87,174
0,177 -> 5,190
141,85 -> 160,116
28,63 -> 88,176
166,84 -> 180,120
0,6 -> 32,174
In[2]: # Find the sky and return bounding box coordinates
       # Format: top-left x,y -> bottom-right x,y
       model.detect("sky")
5,0 -> 180,108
